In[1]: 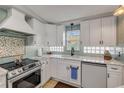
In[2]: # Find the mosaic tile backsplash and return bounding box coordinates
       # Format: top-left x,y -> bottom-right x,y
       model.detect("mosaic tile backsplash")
0,36 -> 25,57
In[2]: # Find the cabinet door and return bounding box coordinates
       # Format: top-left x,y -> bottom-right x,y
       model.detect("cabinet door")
46,24 -> 57,46
41,58 -> 50,86
46,59 -> 50,81
41,63 -> 47,86
50,58 -> 57,78
107,72 -> 122,88
90,18 -> 102,46
57,59 -> 69,81
56,25 -> 65,46
32,19 -> 46,46
80,21 -> 90,46
102,16 -> 116,46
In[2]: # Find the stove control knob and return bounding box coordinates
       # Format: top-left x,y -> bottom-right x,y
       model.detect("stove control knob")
18,68 -> 23,73
11,72 -> 16,75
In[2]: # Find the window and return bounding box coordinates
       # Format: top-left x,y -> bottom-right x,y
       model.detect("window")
65,24 -> 80,51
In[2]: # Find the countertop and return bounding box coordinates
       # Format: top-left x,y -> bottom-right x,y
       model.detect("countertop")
33,54 -> 124,66
0,67 -> 8,75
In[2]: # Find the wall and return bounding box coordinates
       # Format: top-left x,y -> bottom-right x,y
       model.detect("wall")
117,14 -> 124,46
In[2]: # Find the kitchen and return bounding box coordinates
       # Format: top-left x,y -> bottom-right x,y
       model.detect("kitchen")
0,5 -> 124,88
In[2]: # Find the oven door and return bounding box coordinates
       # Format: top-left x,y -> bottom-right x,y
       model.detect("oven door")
8,66 -> 41,88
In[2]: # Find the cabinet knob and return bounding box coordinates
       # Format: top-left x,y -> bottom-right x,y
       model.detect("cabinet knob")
111,67 -> 118,70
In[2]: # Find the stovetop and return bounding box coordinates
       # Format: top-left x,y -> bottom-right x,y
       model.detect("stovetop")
0,58 -> 38,71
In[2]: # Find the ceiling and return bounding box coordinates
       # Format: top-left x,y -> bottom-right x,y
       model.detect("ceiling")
26,5 -> 119,23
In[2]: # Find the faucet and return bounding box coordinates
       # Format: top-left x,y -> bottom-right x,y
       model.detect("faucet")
71,47 -> 75,56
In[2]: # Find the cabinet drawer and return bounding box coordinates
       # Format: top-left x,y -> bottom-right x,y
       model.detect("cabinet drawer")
107,65 -> 122,72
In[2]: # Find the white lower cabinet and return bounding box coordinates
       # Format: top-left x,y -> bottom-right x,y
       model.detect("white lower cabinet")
50,58 -> 57,78
57,59 -> 81,86
41,58 -> 50,86
107,65 -> 123,88
57,59 -> 69,81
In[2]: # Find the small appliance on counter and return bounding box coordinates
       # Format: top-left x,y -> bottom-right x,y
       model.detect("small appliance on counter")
104,50 -> 112,60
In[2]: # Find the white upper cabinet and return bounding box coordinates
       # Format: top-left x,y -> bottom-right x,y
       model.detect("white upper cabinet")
45,24 -> 57,46
101,16 -> 116,46
56,25 -> 65,46
32,19 -> 46,46
80,16 -> 116,46
90,18 -> 102,46
80,21 -> 90,46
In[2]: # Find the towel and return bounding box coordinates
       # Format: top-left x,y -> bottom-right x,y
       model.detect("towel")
71,66 -> 78,80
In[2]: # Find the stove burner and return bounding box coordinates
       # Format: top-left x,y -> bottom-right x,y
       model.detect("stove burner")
0,58 -> 39,71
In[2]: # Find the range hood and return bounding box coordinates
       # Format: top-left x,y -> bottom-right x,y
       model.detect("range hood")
0,8 -> 35,35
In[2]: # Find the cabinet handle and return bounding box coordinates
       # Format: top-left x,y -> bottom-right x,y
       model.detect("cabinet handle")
47,42 -> 49,46
46,61 -> 48,64
61,42 -> 63,45
107,73 -> 110,78
80,41 -> 82,45
111,67 -> 118,70
99,41 -> 101,44
102,40 -> 103,44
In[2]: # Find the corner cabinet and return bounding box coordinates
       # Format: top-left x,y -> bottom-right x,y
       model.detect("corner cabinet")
80,16 -> 117,46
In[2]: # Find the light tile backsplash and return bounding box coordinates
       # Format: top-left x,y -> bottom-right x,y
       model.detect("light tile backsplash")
83,46 -> 124,56
43,46 -> 124,58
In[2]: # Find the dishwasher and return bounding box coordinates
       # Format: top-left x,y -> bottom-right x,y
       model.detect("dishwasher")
82,62 -> 107,88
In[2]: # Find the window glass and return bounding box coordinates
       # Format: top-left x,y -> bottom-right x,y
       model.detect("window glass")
66,24 -> 80,51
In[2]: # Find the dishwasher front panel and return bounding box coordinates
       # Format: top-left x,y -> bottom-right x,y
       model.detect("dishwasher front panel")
82,62 -> 107,88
